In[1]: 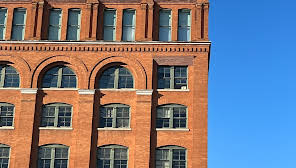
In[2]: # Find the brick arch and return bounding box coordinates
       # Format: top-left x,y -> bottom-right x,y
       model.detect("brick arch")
89,56 -> 147,89
0,55 -> 31,88
32,55 -> 88,89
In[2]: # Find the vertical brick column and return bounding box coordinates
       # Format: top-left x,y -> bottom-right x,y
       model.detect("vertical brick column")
116,9 -> 123,41
203,3 -> 209,40
74,89 -> 95,168
5,8 -> 13,40
29,2 -> 38,40
171,8 -> 178,41
14,89 -> 37,168
84,3 -> 92,40
60,9 -> 68,40
134,90 -> 153,168
195,3 -> 202,40
138,3 -> 147,41
91,3 -> 99,40
35,1 -> 44,40
147,3 -> 154,41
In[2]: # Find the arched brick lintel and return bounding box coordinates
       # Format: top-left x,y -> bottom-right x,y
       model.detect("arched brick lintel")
89,56 -> 147,90
31,55 -> 88,89
0,55 -> 31,88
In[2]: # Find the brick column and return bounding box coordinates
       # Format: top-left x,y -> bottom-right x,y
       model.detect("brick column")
91,3 -> 99,40
14,89 -> 37,168
116,9 -> 123,41
35,1 -> 44,40
195,3 -> 202,40
171,8 -> 178,41
5,8 -> 13,40
84,3 -> 92,40
74,89 -> 95,168
202,3 -> 209,40
138,3 -> 147,41
29,2 -> 38,40
147,3 -> 154,41
60,9 -> 68,40
134,90 -> 153,168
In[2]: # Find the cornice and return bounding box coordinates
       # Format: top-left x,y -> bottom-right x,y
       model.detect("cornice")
0,41 -> 211,53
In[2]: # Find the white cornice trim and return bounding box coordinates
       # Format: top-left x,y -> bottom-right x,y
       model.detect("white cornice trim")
136,90 -> 153,95
0,40 -> 211,45
21,88 -> 38,94
78,89 -> 95,95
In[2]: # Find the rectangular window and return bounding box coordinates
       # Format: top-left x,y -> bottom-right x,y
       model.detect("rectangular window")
0,146 -> 10,168
99,104 -> 130,128
178,9 -> 191,41
103,9 -> 116,41
156,105 -> 187,129
122,9 -> 135,41
66,8 -> 81,40
11,8 -> 26,40
48,8 -> 62,40
159,9 -> 171,41
0,8 -> 8,40
158,66 -> 187,89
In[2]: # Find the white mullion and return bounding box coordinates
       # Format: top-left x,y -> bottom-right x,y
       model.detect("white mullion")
51,148 -> 55,168
54,106 -> 59,127
110,148 -> 115,168
169,149 -> 173,168
57,67 -> 63,88
0,66 -> 6,87
114,68 -> 119,89
112,107 -> 117,128
169,107 -> 173,128
170,67 -> 174,89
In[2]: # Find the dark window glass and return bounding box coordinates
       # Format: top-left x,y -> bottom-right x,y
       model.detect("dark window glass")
156,147 -> 186,168
159,9 -> 171,41
0,8 -> 8,40
156,105 -> 187,129
48,9 -> 62,40
0,145 -> 10,168
104,9 -> 116,41
11,8 -> 26,40
178,9 -> 191,41
0,65 -> 20,88
41,104 -> 72,128
67,9 -> 81,40
158,66 -> 187,89
99,104 -> 130,128
122,9 -> 135,41
99,66 -> 133,89
42,66 -> 76,88
97,146 -> 128,168
0,103 -> 14,127
38,145 -> 69,168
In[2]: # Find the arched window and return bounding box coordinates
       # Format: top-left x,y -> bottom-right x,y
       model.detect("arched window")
42,66 -> 77,88
156,104 -> 187,129
0,144 -> 10,168
0,103 -> 14,127
0,65 -> 20,88
156,146 -> 186,168
99,104 -> 130,128
38,144 -> 69,168
99,66 -> 133,89
41,103 -> 72,128
97,145 -> 128,168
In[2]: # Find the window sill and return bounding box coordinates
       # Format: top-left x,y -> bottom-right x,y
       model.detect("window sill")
40,88 -> 78,91
39,127 -> 73,130
157,89 -> 190,92
0,88 -> 20,90
97,128 -> 132,131
98,89 -> 136,92
0,127 -> 14,130
156,128 -> 189,131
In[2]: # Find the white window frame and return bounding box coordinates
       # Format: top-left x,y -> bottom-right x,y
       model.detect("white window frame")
103,8 -> 116,41
99,104 -> 130,128
156,104 -> 187,129
159,8 -> 172,42
99,66 -> 134,89
48,8 -> 62,40
0,65 -> 20,88
11,8 -> 27,40
66,8 -> 81,41
122,9 -> 136,41
0,144 -> 10,168
0,103 -> 15,128
0,8 -> 8,40
178,9 -> 191,42
156,146 -> 187,168
157,66 -> 188,89
38,144 -> 69,168
97,145 -> 128,168
41,66 -> 77,88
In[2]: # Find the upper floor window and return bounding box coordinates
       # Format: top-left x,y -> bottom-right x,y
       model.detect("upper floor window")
156,104 -> 187,129
0,103 -> 14,127
122,9 -> 135,41
0,8 -> 8,40
99,66 -> 133,89
48,8 -> 62,40
66,8 -> 81,40
41,103 -> 72,128
42,66 -> 77,88
103,9 -> 116,41
97,145 -> 128,168
158,66 -> 187,89
178,9 -> 191,41
99,104 -> 130,128
38,144 -> 69,168
159,9 -> 171,41
0,65 -> 20,88
156,146 -> 186,168
0,144 -> 10,168
11,8 -> 26,40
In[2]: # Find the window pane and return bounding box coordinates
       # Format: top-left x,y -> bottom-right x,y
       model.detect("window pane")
0,105 -> 14,127
67,9 -> 80,40
122,27 -> 135,41
159,27 -> 171,42
178,27 -> 190,42
118,67 -> 133,88
123,10 -> 135,26
48,26 -> 60,40
58,106 -> 72,127
3,66 -> 19,88
0,8 -> 7,40
178,9 -> 191,41
11,8 -> 26,40
158,66 -> 171,89
159,9 -> 171,41
104,10 -> 116,41
100,107 -> 113,127
104,27 -> 115,41
122,10 -> 135,41
99,67 -> 116,88
49,9 -> 62,26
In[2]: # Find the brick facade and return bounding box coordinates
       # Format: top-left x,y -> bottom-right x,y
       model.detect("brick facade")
0,0 -> 210,168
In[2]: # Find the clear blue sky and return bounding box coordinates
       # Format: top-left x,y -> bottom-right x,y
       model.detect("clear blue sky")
208,0 -> 296,168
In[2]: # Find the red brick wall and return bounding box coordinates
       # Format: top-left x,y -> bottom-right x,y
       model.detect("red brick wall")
0,0 -> 209,168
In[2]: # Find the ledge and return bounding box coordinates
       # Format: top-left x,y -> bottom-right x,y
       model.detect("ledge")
78,89 -> 95,95
0,127 -> 14,130
156,128 -> 190,131
40,88 -> 78,91
21,88 -> 38,94
136,90 -> 153,95
157,89 -> 190,92
0,88 -> 20,90
99,89 -> 136,92
39,127 -> 73,130
97,128 -> 132,131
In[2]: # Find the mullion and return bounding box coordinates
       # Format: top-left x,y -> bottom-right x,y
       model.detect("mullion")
54,106 -> 59,127
0,66 -> 6,87
57,67 -> 63,88
114,68 -> 119,89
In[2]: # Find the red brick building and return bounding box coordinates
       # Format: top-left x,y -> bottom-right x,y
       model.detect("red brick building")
0,0 -> 210,167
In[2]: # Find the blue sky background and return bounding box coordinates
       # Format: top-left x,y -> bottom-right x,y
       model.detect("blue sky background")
208,0 -> 296,168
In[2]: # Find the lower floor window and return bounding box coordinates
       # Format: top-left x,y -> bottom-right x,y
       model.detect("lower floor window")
0,144 -> 10,168
97,145 -> 128,168
156,146 -> 186,168
0,103 -> 14,127
38,145 -> 69,168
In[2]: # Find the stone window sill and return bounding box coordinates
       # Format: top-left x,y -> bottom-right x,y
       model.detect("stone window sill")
156,128 -> 190,131
157,89 -> 190,92
41,88 -> 78,91
0,127 -> 14,130
97,128 -> 132,131
98,89 -> 136,92
39,127 -> 73,130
